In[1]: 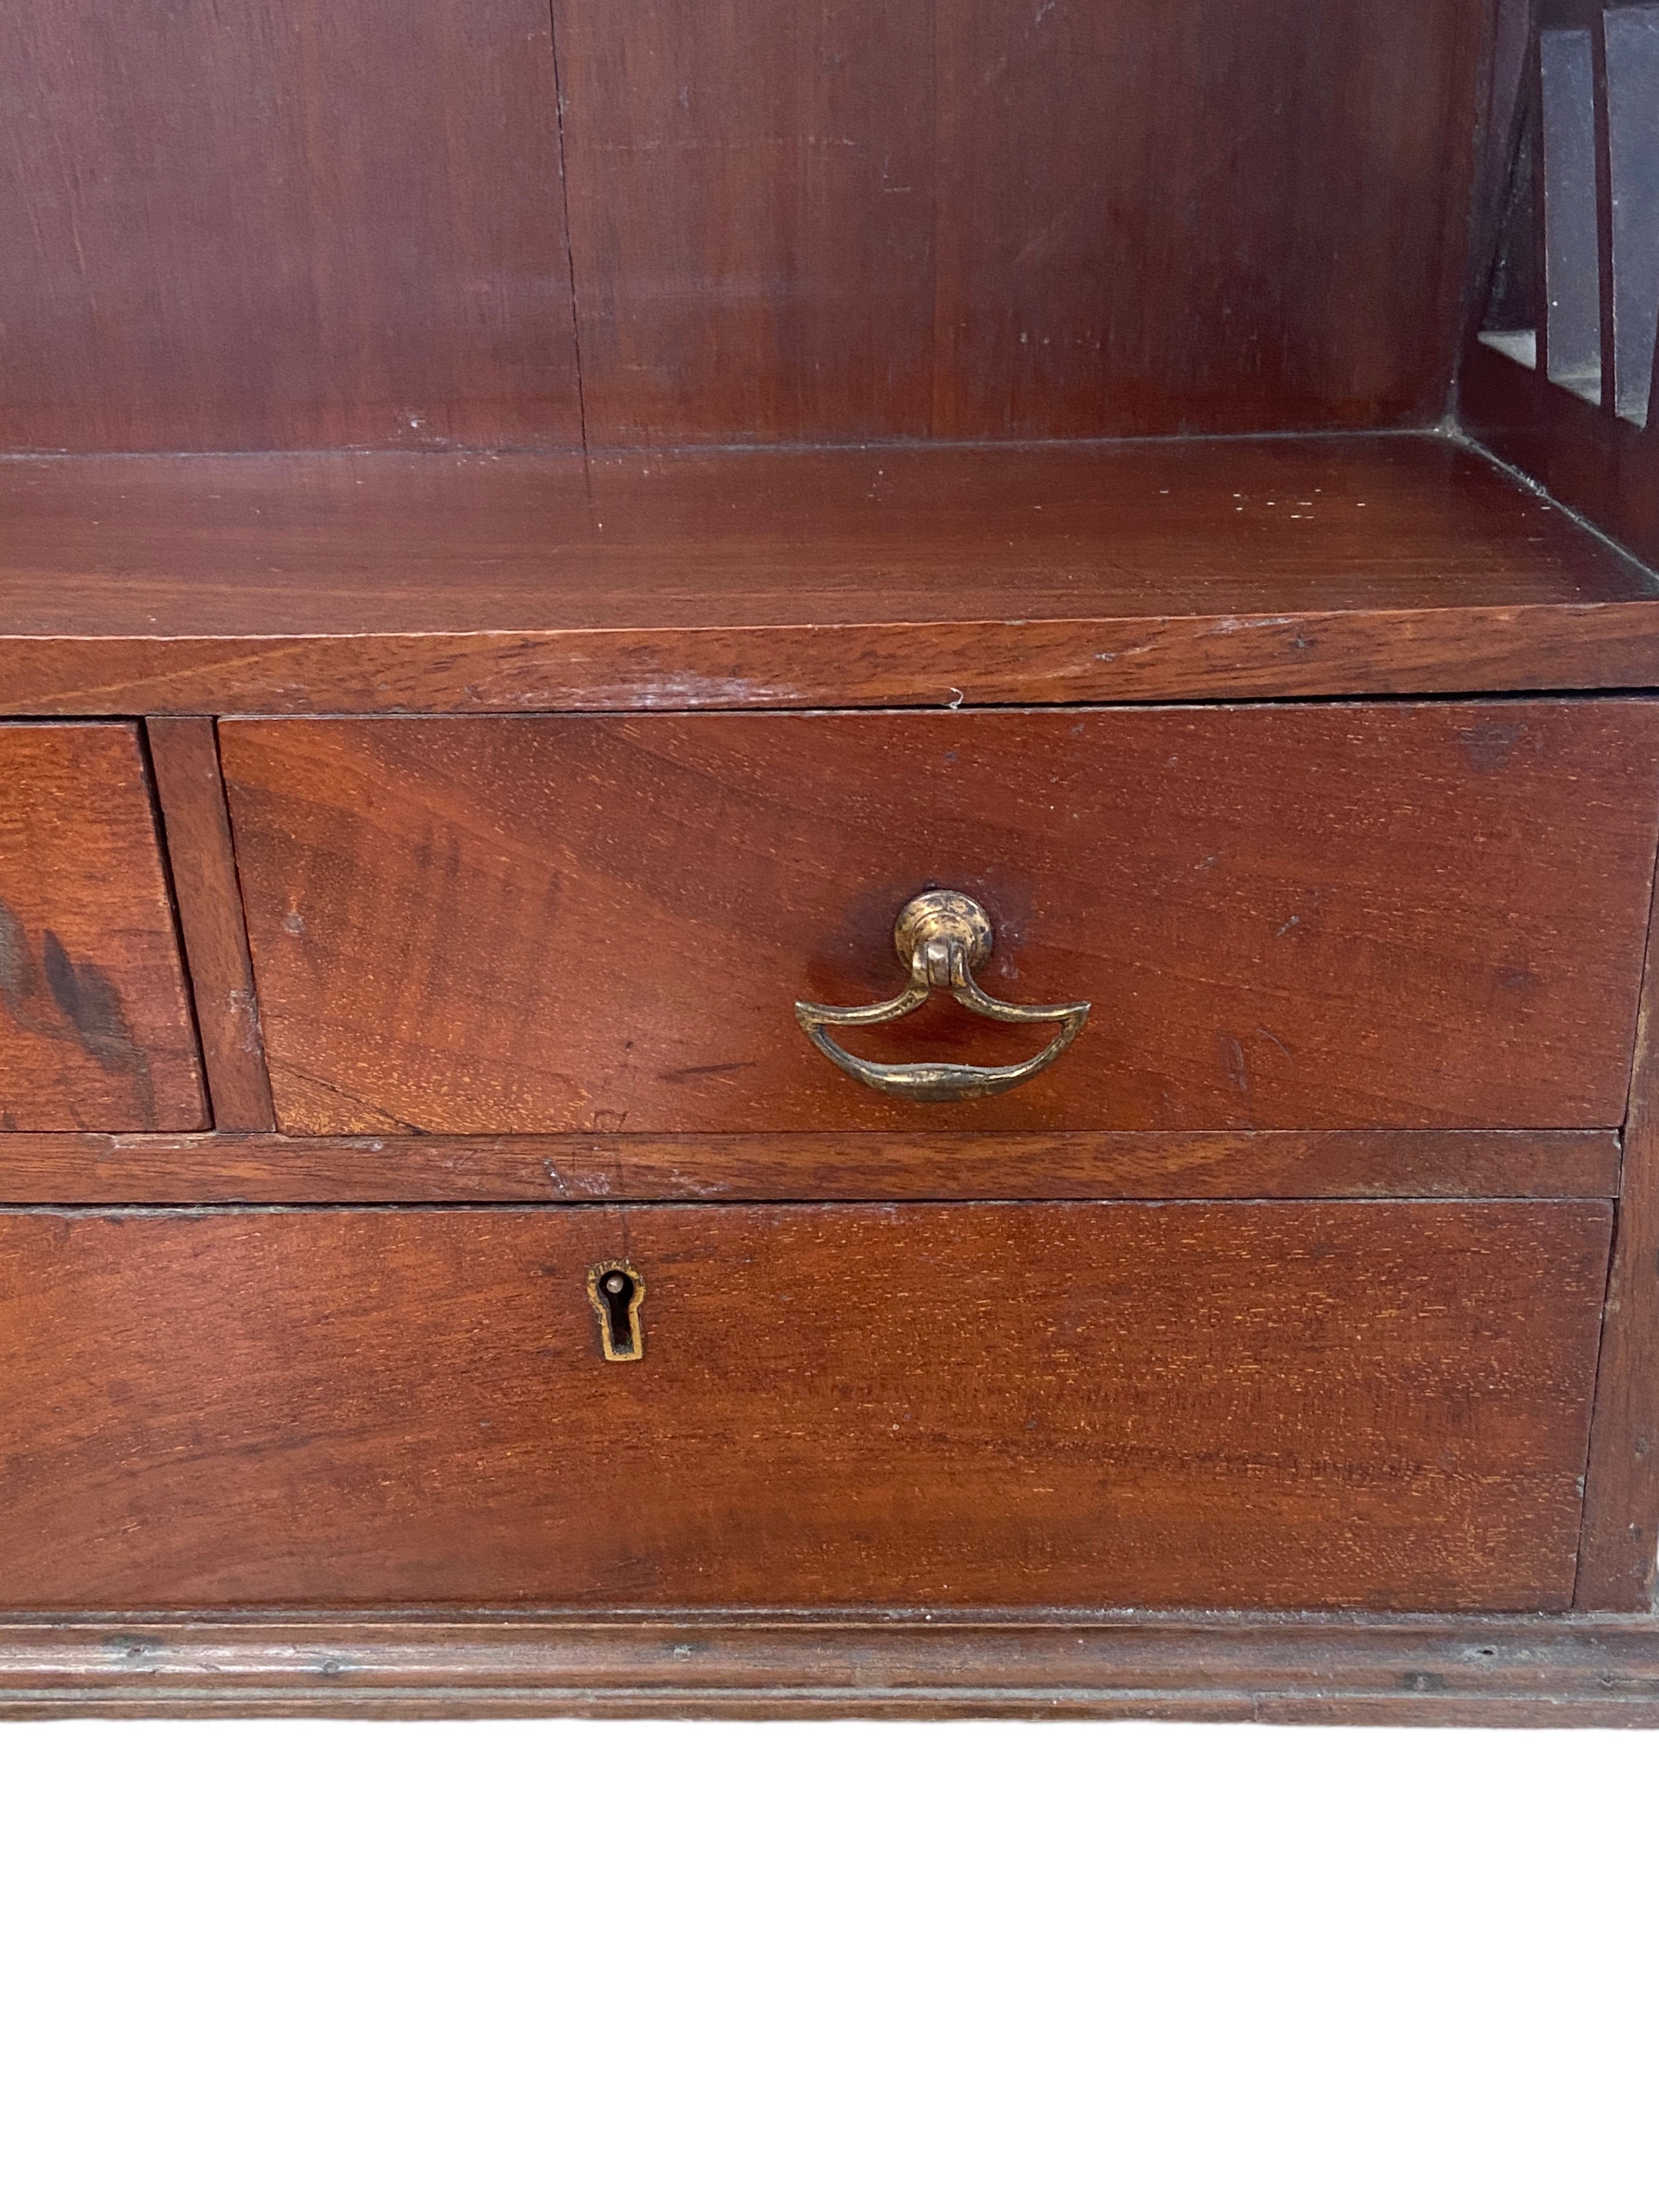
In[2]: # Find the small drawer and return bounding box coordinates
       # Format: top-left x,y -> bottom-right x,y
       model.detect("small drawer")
218,700 -> 1659,1136
0,1198 -> 1607,1609
0,721 -> 205,1131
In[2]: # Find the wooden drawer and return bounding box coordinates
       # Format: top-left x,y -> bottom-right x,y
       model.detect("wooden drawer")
218,700 -> 1659,1136
0,723 -> 204,1131
0,1199 -> 1607,1610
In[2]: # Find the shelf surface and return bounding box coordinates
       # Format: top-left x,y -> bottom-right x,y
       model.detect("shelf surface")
0,433 -> 1655,713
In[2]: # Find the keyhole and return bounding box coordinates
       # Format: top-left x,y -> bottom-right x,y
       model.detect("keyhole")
599,1271 -> 635,1347
588,1262 -> 645,1361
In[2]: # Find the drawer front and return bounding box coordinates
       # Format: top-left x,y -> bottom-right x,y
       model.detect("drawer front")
0,1200 -> 1606,1609
0,723 -> 205,1130
219,701 -> 1659,1136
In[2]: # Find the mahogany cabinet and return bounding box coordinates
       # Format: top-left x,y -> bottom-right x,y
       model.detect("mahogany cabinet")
5,0 -> 1659,1719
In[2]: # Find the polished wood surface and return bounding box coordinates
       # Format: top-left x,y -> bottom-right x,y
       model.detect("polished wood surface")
556,0 -> 1484,443
0,1201 -> 1608,1610
2,1 -> 580,453
145,719 -> 275,1132
0,723 -> 204,1131
2,1 -> 1481,455
5,440 -> 1633,631
221,701 -> 1659,1137
0,439 -> 1654,715
0,1130 -> 1618,1206
8,1610 -> 1659,1722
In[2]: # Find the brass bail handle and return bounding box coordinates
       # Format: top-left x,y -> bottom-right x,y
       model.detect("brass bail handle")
794,890 -> 1090,1101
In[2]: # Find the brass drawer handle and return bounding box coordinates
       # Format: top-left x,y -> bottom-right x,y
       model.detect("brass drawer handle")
795,890 -> 1090,1101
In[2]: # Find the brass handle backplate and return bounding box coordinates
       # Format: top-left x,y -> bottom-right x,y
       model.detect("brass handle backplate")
794,890 -> 1090,1101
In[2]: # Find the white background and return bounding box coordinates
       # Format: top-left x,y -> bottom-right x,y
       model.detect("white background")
0,1721 -> 1652,2210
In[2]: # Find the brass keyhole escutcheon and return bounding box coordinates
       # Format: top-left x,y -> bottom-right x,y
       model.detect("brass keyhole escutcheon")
588,1262 -> 645,1362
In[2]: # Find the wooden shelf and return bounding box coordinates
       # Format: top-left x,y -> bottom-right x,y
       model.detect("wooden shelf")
0,432 -> 1654,715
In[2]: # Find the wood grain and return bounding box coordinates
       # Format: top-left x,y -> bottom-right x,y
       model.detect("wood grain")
0,723 -> 204,1131
21,605 -> 1659,720
0,1130 -> 1619,1206
219,701 -> 1659,1137
556,0 -> 1485,442
0,1 -> 581,452
0,1200 -> 1609,1611
0,439 -> 1652,716
0,1 -> 1484,454
145,720 -> 275,1133
4,1611 -> 1658,1722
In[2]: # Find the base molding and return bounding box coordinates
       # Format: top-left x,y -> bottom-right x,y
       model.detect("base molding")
3,1609 -> 1658,1722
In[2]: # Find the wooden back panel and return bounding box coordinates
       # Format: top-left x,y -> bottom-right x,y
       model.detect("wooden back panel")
1,0 -> 1487,452
557,0 -> 1487,444
1,0 -> 580,452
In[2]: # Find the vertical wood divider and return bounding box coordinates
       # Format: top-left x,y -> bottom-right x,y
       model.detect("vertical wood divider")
145,715 -> 276,1133
1578,853 -> 1659,1611
1592,9 -> 1618,416
1531,35 -> 1551,385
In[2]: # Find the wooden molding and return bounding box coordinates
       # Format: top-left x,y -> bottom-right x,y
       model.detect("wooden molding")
0,1128 -> 1621,1205
3,1610 -> 1658,1721
12,603 -> 1659,719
